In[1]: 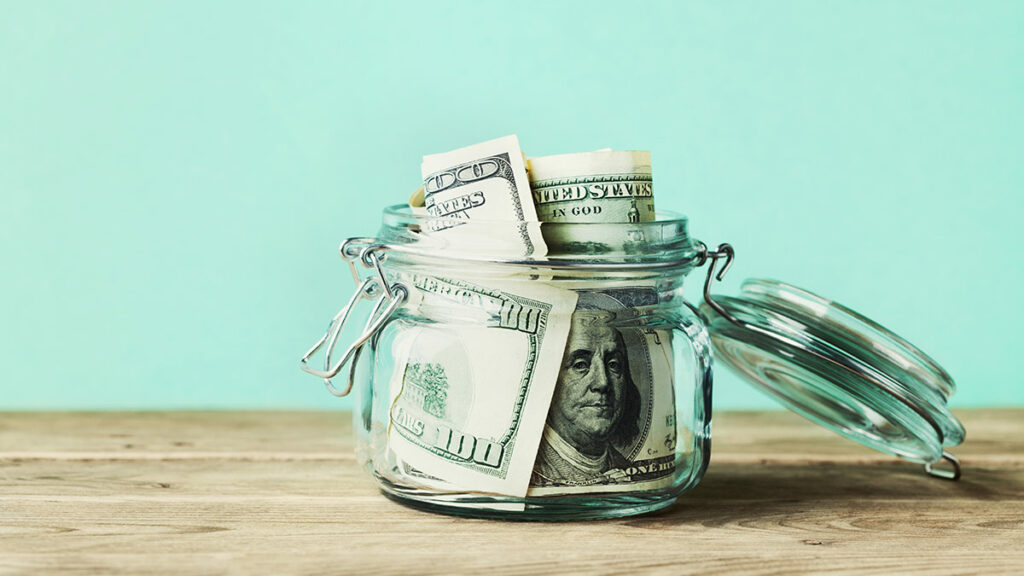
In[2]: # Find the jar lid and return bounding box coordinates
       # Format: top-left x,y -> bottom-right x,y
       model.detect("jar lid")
698,264 -> 965,478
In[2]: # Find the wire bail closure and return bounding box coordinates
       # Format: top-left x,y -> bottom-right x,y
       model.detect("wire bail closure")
299,238 -> 407,397
693,241 -> 737,325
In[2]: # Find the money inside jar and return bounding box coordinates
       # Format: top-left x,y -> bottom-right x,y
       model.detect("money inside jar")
388,135 -> 675,498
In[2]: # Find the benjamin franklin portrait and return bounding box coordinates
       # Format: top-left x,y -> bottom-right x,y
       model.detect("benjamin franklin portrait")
531,306 -> 642,486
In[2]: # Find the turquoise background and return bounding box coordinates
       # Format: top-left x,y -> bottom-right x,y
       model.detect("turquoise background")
2,1 -> 1021,410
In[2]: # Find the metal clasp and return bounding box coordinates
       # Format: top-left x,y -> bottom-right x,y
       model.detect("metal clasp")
924,451 -> 962,481
299,238 -> 407,397
693,241 -> 738,325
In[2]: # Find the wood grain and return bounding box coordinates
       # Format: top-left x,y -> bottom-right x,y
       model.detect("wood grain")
1,410 -> 1021,575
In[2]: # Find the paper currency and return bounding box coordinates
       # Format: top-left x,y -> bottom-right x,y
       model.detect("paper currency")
526,150 -> 655,256
528,288 -> 676,494
529,150 -> 654,224
420,135 -> 545,258
411,149 -> 532,209
387,138 -> 675,500
387,273 -> 577,497
523,150 -> 675,494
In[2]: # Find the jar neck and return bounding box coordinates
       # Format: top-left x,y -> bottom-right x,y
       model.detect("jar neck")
375,204 -> 702,276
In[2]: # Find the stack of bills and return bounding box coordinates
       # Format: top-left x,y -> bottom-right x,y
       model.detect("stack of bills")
388,135 -> 675,499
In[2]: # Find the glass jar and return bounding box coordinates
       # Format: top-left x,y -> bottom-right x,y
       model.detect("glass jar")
305,206 -> 712,519
301,205 -> 965,520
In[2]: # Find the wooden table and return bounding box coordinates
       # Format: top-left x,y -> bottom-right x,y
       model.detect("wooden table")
1,410 -> 1021,575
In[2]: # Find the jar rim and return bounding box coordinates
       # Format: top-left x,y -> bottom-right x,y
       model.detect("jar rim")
375,204 -> 701,269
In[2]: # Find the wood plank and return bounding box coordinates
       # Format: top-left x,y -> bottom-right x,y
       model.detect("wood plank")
1,410 -> 1021,575
1,479 -> 1022,576
0,411 -> 352,456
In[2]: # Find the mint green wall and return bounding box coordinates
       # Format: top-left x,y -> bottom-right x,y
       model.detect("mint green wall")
2,1 -> 1021,410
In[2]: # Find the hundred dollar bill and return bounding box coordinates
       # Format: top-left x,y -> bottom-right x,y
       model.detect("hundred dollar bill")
527,150 -> 654,256
411,148 -> 532,209
387,273 -> 577,497
528,288 -> 677,495
420,135 -> 545,258
529,150 -> 654,224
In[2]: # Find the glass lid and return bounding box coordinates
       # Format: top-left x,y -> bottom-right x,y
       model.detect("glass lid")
698,274 -> 965,476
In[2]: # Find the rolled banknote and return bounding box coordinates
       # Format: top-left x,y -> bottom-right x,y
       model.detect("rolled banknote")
411,149 -> 532,210
529,150 -> 654,224
527,150 -> 655,257
387,273 -> 577,497
383,137 -> 563,500
420,135 -> 545,258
